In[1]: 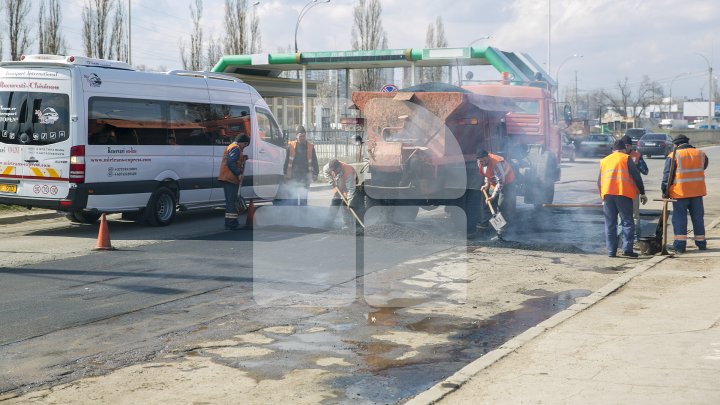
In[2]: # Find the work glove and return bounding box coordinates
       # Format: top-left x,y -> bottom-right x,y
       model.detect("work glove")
640,194 -> 647,205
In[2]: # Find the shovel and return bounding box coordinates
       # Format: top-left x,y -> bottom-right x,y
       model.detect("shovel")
482,188 -> 507,231
332,186 -> 365,229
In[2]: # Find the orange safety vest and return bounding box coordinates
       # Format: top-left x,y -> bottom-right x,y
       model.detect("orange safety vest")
286,141 -> 315,176
218,143 -> 245,184
599,151 -> 638,200
479,153 -> 516,185
668,148 -> 706,198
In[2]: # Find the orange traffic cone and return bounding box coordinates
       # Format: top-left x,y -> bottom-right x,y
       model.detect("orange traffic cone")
94,213 -> 115,250
244,200 -> 255,228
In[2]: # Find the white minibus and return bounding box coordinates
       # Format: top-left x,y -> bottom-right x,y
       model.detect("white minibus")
0,55 -> 286,226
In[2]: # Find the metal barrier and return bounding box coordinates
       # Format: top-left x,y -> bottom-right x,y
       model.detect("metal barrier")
286,129 -> 365,165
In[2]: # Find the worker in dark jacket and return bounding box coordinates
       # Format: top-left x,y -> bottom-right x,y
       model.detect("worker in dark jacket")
218,134 -> 250,230
282,125 -> 319,205
621,134 -> 649,241
598,139 -> 647,258
661,134 -> 709,253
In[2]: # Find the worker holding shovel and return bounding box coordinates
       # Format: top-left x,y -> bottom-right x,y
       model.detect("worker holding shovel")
477,149 -> 516,238
323,159 -> 365,230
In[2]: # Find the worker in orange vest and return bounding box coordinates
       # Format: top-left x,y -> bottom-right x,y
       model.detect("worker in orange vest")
218,134 -> 250,230
661,134 -> 709,253
323,159 -> 363,230
621,135 -> 649,241
598,139 -> 647,258
282,125 -> 319,206
477,149 -> 516,237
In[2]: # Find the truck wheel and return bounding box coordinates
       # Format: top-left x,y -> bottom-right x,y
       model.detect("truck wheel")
533,151 -> 557,209
65,211 -> 101,224
144,186 -> 176,226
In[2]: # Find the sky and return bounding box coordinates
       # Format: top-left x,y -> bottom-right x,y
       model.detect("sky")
4,0 -> 720,101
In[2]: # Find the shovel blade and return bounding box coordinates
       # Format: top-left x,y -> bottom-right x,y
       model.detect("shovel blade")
489,212 -> 507,231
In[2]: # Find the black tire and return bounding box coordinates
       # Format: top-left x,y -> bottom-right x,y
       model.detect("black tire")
144,186 -> 177,226
121,211 -> 142,221
533,151 -> 557,209
65,211 -> 102,224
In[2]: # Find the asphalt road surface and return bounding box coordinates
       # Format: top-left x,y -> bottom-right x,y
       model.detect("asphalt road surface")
1,147 -> 718,403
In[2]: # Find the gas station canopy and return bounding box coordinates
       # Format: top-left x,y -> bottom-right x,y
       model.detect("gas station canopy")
211,46 -> 555,85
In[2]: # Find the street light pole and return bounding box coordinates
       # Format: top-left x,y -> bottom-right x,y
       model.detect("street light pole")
668,72 -> 689,120
554,53 -> 582,103
696,53 -> 714,128
294,0 -> 330,54
249,1 -> 260,54
294,0 -> 330,128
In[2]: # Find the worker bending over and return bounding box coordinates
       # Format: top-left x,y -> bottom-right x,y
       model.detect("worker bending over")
476,149 -> 517,229
323,159 -> 364,229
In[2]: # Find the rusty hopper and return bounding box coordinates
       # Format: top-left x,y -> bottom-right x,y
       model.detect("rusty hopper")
352,89 -> 519,204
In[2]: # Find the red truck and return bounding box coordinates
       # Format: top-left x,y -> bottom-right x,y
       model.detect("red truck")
351,80 -> 561,233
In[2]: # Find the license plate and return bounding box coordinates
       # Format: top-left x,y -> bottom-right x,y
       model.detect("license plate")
644,142 -> 656,146
0,183 -> 17,193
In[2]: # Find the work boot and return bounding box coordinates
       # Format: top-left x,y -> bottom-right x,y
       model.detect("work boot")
621,251 -> 639,258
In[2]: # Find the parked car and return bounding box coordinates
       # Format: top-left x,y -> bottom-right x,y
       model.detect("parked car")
561,133 -> 576,162
623,128 -> 647,149
577,134 -> 614,157
637,133 -> 673,158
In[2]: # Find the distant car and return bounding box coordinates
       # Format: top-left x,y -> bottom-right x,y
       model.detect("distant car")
637,133 -> 673,158
578,134 -> 614,157
623,128 -> 647,149
561,133 -> 576,162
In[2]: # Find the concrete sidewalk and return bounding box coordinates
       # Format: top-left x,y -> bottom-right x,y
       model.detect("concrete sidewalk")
411,218 -> 720,405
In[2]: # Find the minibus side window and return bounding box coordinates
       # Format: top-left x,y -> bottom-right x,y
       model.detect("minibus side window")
88,97 -> 165,145
208,104 -> 251,146
168,102 -> 213,145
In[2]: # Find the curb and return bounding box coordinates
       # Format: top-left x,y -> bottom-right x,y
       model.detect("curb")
407,214 -> 720,405
0,210 -> 61,225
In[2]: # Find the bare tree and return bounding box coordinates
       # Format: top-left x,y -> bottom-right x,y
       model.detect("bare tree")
38,0 -> 67,55
108,1 -> 128,61
180,0 -> 204,71
4,0 -> 32,60
351,0 -> 388,91
82,0 -> 128,61
601,76 -> 663,120
205,35 -> 223,71
422,16 -> 448,83
224,0 -> 248,55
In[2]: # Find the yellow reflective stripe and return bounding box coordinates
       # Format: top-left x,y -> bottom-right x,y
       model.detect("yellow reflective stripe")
674,235 -> 688,240
46,168 -> 59,177
677,167 -> 704,173
30,167 -> 44,176
694,235 -> 706,241
2,166 -> 13,175
673,176 -> 705,183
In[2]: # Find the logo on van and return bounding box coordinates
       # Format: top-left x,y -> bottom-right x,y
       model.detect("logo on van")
34,107 -> 59,125
86,73 -> 102,87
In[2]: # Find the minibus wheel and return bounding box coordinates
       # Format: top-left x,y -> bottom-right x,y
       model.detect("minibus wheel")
65,211 -> 102,224
145,186 -> 177,226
